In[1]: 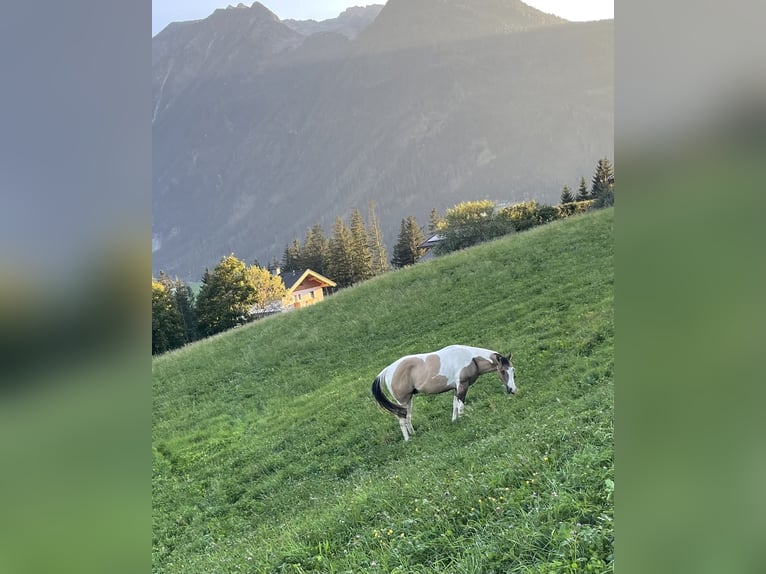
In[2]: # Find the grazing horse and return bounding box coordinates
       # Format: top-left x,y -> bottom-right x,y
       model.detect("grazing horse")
371,345 -> 516,441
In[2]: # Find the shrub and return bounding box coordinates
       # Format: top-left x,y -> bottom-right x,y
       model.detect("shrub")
499,200 -> 540,231
536,204 -> 559,225
556,199 -> 596,219
434,200 -> 514,255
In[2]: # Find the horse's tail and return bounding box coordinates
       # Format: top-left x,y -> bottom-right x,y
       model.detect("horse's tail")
371,376 -> 407,418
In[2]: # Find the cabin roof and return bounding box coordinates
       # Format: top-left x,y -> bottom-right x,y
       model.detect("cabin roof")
280,269 -> 337,293
419,234 -> 444,249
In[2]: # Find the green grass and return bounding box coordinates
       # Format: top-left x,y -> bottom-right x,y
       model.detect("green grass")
153,208 -> 614,573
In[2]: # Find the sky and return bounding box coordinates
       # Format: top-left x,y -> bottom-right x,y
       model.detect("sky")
152,1 -> 614,37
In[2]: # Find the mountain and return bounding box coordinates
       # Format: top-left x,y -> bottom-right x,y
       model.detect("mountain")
283,5 -> 383,39
152,3 -> 303,123
355,0 -> 565,52
152,1 -> 613,280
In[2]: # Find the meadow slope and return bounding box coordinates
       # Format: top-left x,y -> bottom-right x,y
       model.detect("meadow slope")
153,208 -> 614,573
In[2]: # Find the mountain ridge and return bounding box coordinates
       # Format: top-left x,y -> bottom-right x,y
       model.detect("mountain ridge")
152,1 -> 613,280
283,4 -> 383,39
354,0 -> 566,53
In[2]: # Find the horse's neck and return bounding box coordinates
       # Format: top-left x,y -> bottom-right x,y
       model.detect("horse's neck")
473,356 -> 496,375
463,347 -> 502,375
461,346 -> 497,363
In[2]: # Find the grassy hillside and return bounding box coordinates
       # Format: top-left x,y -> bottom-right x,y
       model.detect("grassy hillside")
153,208 -> 614,573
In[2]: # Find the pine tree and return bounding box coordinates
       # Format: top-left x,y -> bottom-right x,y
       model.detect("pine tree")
328,217 -> 355,288
391,216 -> 425,268
349,208 -> 373,284
302,224 -> 330,276
154,271 -> 196,345
281,239 -> 302,272
367,201 -> 389,276
591,157 -> 615,207
576,176 -> 590,201
428,207 -> 444,234
560,185 -> 575,204
171,277 -> 197,343
267,256 -> 281,273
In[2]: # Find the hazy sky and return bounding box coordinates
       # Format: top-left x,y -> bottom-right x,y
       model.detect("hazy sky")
152,1 -> 614,37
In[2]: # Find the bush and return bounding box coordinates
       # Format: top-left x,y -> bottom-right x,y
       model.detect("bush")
434,200 -> 513,255
536,204 -> 559,225
499,200 -> 542,231
434,217 -> 513,255
556,199 -> 596,219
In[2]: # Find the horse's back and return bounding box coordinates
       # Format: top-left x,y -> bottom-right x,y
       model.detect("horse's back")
439,344 -> 494,357
436,345 -> 494,370
379,352 -> 428,386
380,345 -> 497,389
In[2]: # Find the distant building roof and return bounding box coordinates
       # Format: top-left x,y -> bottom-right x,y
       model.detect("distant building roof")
419,234 -> 444,249
278,270 -> 304,291
279,269 -> 337,292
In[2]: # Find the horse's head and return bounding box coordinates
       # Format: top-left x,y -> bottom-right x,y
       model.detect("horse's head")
493,352 -> 516,394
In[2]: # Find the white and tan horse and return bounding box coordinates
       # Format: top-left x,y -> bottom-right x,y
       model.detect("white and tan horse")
371,345 -> 516,441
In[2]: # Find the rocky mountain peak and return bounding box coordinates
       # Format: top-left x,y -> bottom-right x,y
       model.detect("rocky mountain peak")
357,0 -> 566,51
217,2 -> 279,21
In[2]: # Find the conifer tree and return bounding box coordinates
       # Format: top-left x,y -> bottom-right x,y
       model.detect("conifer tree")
591,157 -> 615,207
560,185 -> 575,204
171,277 -> 197,343
328,217 -> 355,287
428,207 -> 444,234
391,216 -> 425,268
367,201 -> 389,276
281,239 -> 302,272
302,224 -> 330,276
349,208 -> 373,284
154,271 -> 196,346
576,176 -> 590,201
267,256 -> 281,273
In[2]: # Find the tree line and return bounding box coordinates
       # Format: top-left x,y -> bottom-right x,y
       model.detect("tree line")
153,158 -> 614,354
432,157 -> 614,254
152,258 -> 286,354
280,203 -> 389,288
560,157 -> 614,208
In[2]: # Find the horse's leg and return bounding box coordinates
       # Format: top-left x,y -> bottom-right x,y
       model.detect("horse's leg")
452,394 -> 459,422
453,383 -> 469,421
396,394 -> 414,440
405,401 -> 415,434
401,394 -> 415,437
398,416 -> 410,441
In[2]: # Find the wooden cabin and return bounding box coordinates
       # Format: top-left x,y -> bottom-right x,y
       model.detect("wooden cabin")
279,269 -> 337,309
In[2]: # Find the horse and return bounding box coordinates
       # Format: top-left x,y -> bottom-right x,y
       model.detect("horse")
371,345 -> 516,441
